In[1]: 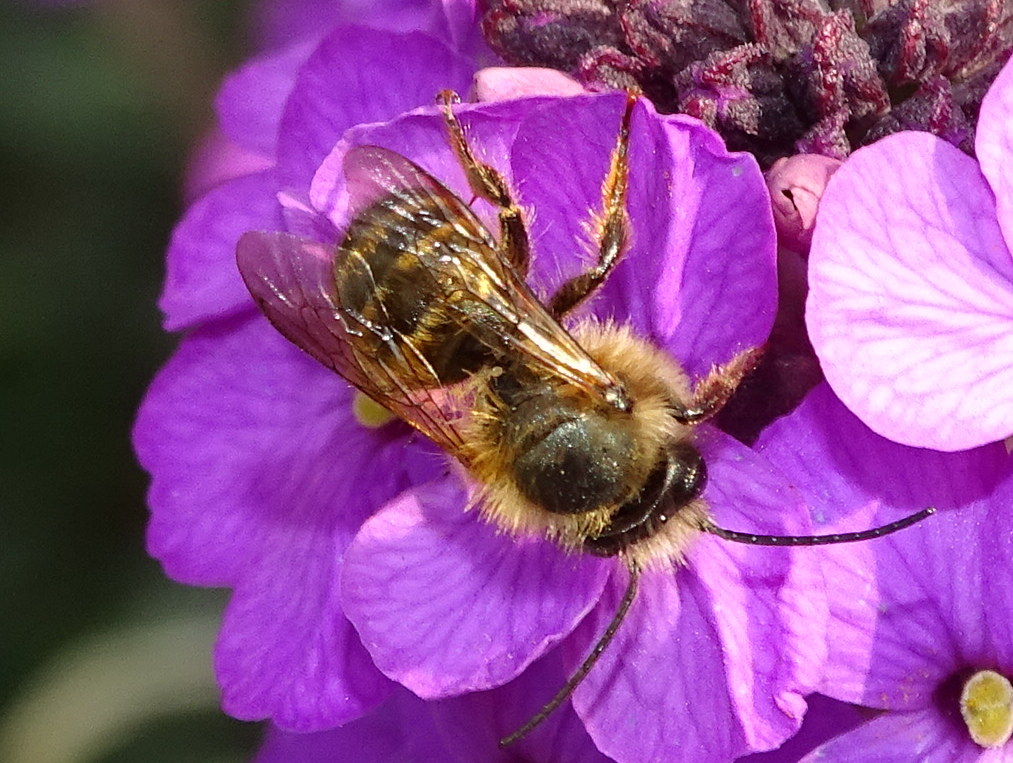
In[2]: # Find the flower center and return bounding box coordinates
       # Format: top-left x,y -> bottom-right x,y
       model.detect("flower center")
352,392 -> 395,429
960,669 -> 1013,748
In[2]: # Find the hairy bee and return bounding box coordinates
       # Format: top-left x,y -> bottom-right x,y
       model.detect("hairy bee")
237,91 -> 932,745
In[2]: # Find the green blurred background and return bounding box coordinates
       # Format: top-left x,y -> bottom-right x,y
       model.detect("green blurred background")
1,3 -> 264,760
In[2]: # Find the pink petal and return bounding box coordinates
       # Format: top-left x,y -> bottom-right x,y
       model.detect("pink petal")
807,132 -> 1013,451
976,56 -> 1013,256
765,154 -> 842,255
472,66 -> 587,101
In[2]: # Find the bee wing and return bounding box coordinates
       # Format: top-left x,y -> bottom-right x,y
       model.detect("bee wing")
236,230 -> 468,454
342,145 -> 622,396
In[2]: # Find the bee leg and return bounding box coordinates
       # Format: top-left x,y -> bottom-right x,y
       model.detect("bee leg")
673,347 -> 764,425
547,90 -> 636,319
437,90 -> 531,275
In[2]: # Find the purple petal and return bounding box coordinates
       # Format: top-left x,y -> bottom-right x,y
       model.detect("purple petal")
807,132 -> 1013,451
134,313 -> 432,583
309,96 -> 548,234
250,0 -> 436,50
135,315 -> 436,729
977,57 -> 1013,256
341,478 -> 612,698
738,694 -> 869,763
568,433 -> 824,761
504,93 -> 637,297
135,315 -> 342,585
689,432 -> 828,723
756,384 -> 1012,707
801,710 -> 981,763
659,117 -> 776,376
217,543 -> 394,731
510,98 -> 776,379
216,40 -> 315,155
276,26 -> 475,190
160,171 -> 282,331
571,570 -> 741,761
182,128 -> 274,204
255,688 -> 450,762
983,508 -> 1013,669
431,653 -> 613,763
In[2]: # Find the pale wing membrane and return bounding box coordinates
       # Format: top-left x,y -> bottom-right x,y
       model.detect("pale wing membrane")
343,145 -> 621,396
236,230 -> 467,453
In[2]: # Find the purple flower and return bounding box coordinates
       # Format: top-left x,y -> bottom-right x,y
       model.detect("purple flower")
806,55 -> 1013,451
242,89 -> 843,761
756,384 -> 1013,761
135,11 -> 479,731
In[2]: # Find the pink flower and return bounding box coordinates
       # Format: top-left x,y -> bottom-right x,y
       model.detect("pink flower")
807,56 -> 1013,451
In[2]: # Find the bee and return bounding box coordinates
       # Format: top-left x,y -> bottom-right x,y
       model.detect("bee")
237,91 -> 933,746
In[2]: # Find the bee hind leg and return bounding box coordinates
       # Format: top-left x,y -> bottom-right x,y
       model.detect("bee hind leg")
547,90 -> 637,319
437,90 -> 531,275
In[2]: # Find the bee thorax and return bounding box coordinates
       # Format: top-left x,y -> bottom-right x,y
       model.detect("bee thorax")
495,377 -> 639,516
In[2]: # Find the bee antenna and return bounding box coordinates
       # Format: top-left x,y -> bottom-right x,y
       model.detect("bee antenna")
704,506 -> 936,546
498,564 -> 642,748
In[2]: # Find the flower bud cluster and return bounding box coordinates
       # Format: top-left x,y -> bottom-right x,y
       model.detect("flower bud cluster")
483,0 -> 1013,163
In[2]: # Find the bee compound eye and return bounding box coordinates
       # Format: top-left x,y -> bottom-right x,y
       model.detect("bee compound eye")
670,444 -> 707,502
582,445 -> 707,557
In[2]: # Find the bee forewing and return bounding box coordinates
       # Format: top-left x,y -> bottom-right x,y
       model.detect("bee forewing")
343,144 -> 472,223
342,145 -> 623,399
236,231 -> 346,371
236,230 -> 468,453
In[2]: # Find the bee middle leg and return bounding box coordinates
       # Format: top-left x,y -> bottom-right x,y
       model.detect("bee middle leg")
547,90 -> 636,319
673,347 -> 765,425
438,91 -> 531,275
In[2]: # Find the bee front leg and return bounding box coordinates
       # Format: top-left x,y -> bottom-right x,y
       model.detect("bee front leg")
548,90 -> 637,319
674,347 -> 764,425
437,90 -> 531,276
